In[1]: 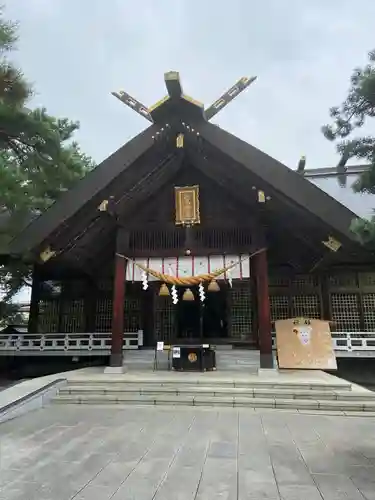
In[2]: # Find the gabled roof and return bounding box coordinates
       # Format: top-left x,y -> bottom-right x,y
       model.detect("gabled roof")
7,72 -> 368,262
196,122 -> 360,241
8,127 -> 156,256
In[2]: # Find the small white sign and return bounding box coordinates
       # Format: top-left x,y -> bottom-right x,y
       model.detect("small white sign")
297,326 -> 312,346
157,341 -> 164,351
172,347 -> 181,358
202,344 -> 209,348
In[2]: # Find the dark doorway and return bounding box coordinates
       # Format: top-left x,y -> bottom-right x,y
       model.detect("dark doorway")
176,287 -> 201,340
202,287 -> 228,339
175,286 -> 228,341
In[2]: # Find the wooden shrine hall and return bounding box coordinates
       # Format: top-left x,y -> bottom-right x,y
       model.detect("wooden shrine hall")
3,71 -> 375,369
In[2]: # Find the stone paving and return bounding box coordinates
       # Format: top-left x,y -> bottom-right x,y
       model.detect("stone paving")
1,405 -> 375,499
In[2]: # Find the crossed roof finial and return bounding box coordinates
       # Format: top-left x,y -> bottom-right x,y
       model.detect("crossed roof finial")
112,71 -> 257,124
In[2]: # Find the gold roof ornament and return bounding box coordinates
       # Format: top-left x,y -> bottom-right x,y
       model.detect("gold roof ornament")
98,199 -> 109,212
257,190 -> 266,203
40,246 -> 56,263
208,279 -> 220,292
176,133 -> 184,148
322,236 -> 342,252
159,283 -> 170,297
182,288 -> 195,301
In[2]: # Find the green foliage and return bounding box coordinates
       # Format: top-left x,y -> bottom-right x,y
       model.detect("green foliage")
322,50 -> 375,246
0,8 -> 95,325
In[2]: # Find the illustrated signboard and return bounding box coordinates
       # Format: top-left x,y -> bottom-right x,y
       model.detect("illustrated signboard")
275,318 -> 337,370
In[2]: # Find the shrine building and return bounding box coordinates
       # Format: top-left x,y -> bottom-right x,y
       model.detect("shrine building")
3,72 -> 375,369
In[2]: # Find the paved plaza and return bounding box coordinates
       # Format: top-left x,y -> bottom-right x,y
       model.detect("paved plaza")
0,405 -> 375,499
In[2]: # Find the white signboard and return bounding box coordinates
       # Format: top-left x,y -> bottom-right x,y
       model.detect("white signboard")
156,341 -> 164,351
172,347 -> 181,359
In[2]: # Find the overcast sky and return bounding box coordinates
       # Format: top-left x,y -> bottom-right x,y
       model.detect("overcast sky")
6,0 -> 375,170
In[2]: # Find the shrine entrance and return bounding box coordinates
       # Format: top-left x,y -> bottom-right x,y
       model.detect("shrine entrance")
175,286 -> 228,341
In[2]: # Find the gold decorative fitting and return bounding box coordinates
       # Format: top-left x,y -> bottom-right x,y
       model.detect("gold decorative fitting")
40,247 -> 56,263
257,190 -> 266,203
322,236 -> 342,252
208,279 -> 220,292
98,199 -> 109,212
159,283 -> 170,297
175,185 -> 200,226
176,133 -> 184,148
188,352 -> 198,362
182,288 -> 195,301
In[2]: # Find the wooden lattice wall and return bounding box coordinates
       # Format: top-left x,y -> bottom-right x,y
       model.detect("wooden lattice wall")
269,273 -> 322,323
228,281 -> 252,339
154,295 -> 174,343
328,271 -> 375,332
34,270 -> 375,335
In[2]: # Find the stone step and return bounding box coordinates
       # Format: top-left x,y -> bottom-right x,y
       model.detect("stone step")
66,379 -> 353,392
52,393 -> 375,412
58,385 -> 374,401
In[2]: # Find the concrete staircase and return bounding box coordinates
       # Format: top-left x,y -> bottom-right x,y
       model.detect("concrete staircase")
52,377 -> 375,413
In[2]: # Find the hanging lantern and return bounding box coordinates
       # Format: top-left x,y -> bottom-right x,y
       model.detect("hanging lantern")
159,283 -> 170,297
182,288 -> 195,301
208,279 -> 220,292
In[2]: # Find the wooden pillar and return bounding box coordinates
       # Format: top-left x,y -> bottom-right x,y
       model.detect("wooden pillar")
141,286 -> 154,347
254,249 -> 274,368
28,266 -> 41,333
320,273 -> 331,321
250,259 -> 259,348
110,253 -> 127,367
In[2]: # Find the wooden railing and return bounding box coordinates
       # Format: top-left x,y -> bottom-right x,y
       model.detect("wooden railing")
1,331 -> 375,357
0,331 -> 143,356
330,332 -> 375,356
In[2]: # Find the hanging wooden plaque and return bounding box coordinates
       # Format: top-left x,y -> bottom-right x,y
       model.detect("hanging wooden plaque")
175,185 -> 200,225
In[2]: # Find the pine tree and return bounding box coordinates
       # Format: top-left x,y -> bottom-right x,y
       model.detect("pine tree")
0,9 -> 94,325
322,50 -> 375,246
